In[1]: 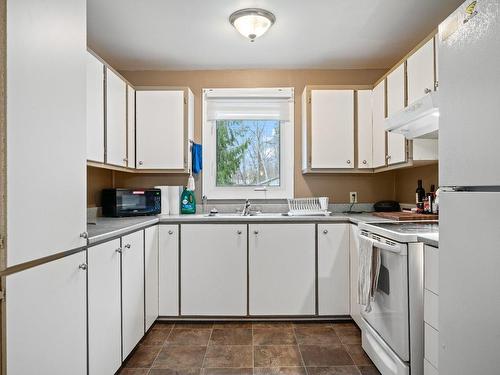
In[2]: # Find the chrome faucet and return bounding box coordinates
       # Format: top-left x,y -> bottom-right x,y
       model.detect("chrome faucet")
241,199 -> 251,216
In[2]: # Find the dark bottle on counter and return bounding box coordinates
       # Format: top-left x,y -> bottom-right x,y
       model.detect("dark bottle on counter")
416,179 -> 426,205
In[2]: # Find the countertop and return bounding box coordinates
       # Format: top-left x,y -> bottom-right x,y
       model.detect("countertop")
418,233 -> 439,247
87,212 -> 390,244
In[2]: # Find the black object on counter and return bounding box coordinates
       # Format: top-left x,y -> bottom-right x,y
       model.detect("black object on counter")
374,200 -> 401,212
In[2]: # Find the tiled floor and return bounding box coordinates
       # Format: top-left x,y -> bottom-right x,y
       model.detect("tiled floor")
119,321 -> 381,375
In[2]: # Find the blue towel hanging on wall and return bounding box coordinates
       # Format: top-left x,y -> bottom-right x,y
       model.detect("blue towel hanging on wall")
192,142 -> 203,174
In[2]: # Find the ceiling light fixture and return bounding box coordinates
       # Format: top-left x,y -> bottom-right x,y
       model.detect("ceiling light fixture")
229,8 -> 276,42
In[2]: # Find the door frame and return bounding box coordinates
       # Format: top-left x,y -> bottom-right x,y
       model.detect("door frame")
1,0 -> 7,373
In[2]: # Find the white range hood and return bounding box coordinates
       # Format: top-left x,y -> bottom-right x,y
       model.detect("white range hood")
385,91 -> 439,139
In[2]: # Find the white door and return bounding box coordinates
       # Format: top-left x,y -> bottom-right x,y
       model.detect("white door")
181,224 -> 247,316
88,239 -> 122,375
6,252 -> 87,375
386,63 -> 407,165
136,90 -> 185,169
249,224 -> 315,316
349,225 -> 362,327
439,2 -> 500,186
317,224 -> 350,316
106,68 -> 127,167
86,52 -> 104,162
127,85 -> 136,168
311,90 -> 354,169
439,191 -> 500,375
6,0 -> 87,266
407,38 -> 435,105
357,90 -> 373,168
372,80 -> 386,168
159,225 -> 179,316
145,225 -> 159,330
121,231 -> 145,358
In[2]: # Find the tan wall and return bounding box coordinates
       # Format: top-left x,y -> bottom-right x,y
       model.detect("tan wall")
394,164 -> 439,204
94,68 -> 400,204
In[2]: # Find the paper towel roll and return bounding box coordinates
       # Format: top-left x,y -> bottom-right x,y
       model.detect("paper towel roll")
154,186 -> 170,215
168,186 -> 182,215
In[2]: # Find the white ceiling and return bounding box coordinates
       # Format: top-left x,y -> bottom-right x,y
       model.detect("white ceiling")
87,0 -> 463,71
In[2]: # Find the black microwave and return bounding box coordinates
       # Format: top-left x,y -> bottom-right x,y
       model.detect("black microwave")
102,188 -> 161,217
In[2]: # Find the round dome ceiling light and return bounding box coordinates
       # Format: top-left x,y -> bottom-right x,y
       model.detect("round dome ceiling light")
229,8 -> 276,42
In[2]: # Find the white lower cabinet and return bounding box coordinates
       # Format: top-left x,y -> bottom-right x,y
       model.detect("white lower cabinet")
349,225 -> 362,326
424,244 -> 439,375
318,224 -> 350,315
145,226 -> 159,330
88,239 -> 122,375
249,224 -> 315,316
6,252 -> 87,375
159,225 -> 179,316
121,230 -> 145,359
181,224 -> 247,316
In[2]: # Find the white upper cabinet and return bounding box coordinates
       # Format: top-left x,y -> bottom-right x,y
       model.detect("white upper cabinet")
407,38 -> 435,105
136,89 -> 194,170
357,90 -> 373,169
86,52 -> 105,163
309,89 -> 355,169
127,85 -> 136,168
7,0 -> 87,266
105,67 -> 127,167
372,80 -> 386,168
386,64 -> 407,165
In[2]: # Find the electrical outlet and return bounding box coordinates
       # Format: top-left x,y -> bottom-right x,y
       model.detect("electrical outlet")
350,192 -> 358,204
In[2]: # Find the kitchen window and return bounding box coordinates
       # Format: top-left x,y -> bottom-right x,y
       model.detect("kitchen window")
203,88 -> 294,199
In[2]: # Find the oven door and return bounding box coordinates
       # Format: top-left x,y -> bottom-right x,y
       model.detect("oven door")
116,190 -> 159,216
360,234 -> 409,362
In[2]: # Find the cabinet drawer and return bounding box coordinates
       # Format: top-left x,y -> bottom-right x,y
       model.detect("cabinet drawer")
424,290 -> 439,330
424,359 -> 439,375
425,245 -> 439,294
425,323 -> 439,369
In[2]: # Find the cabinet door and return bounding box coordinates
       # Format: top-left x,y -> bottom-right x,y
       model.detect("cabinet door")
86,52 -> 104,162
121,231 -> 145,359
181,224 -> 247,316
106,67 -> 127,167
386,64 -> 407,165
318,224 -> 350,315
127,86 -> 136,168
136,90 -> 185,169
357,90 -> 373,168
159,225 -> 179,316
249,224 -> 315,316
349,225 -> 362,327
88,239 -> 122,375
6,0 -> 87,266
6,252 -> 87,375
372,80 -> 386,168
407,38 -> 435,105
145,226 -> 159,330
311,90 -> 354,169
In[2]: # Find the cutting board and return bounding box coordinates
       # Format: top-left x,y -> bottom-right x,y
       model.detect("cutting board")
373,211 -> 438,221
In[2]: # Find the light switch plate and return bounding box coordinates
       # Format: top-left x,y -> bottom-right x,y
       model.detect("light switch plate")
350,192 -> 358,204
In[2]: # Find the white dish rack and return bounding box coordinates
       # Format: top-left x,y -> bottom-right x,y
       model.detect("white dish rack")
287,197 -> 330,216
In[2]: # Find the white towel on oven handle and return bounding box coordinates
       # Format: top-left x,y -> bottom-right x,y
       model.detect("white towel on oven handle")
358,235 -> 381,313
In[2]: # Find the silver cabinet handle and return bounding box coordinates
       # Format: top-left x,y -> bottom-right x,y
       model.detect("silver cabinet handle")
362,160 -> 367,165
116,247 -> 122,254
346,160 -> 351,165
168,230 -> 174,235
386,155 -> 392,160
80,232 -> 88,239
124,244 -> 131,249
79,263 -> 87,271
123,158 -> 128,162
237,230 -> 242,235
254,230 -> 259,235
323,229 -> 328,234
138,161 -> 143,166
424,88 -> 432,94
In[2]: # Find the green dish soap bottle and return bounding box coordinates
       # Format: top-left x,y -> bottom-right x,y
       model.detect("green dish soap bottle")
180,187 -> 196,214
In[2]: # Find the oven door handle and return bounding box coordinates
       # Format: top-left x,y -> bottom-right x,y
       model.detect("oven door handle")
360,234 -> 405,254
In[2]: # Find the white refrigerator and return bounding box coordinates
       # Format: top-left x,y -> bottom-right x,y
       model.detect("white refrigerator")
438,1 -> 500,374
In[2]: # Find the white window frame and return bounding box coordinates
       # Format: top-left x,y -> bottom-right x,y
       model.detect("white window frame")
202,88 -> 294,200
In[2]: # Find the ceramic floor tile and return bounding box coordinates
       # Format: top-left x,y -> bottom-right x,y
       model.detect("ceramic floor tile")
153,346 -> 207,369
254,367 -> 307,374
154,323 -> 176,331
209,328 -> 253,345
294,327 -> 340,345
253,328 -> 297,345
118,369 -> 150,375
357,365 -> 382,375
213,322 -> 253,329
306,366 -> 361,375
201,368 -> 253,375
167,329 -> 212,346
253,322 -> 294,329
141,328 -> 172,346
203,345 -> 253,368
174,323 -> 214,329
299,345 -> 354,367
125,345 -> 162,368
343,344 -> 373,365
254,346 -> 303,367
149,369 -> 201,375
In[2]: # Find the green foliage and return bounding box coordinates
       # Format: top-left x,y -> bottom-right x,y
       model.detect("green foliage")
216,121 -> 249,185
